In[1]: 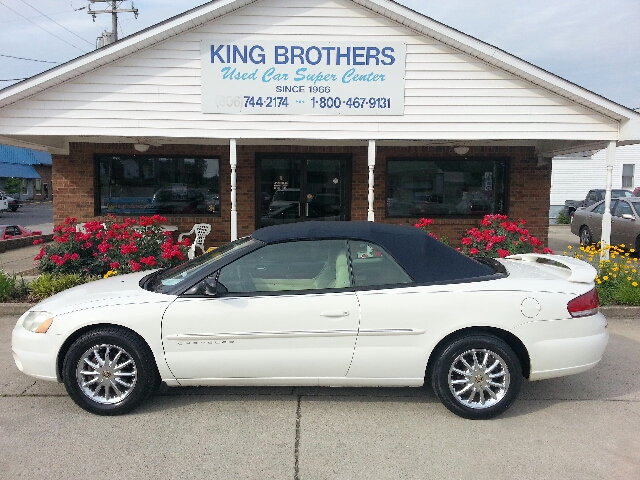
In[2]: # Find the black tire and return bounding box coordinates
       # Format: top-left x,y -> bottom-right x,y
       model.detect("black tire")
580,226 -> 593,246
62,327 -> 159,415
431,334 -> 522,420
9,206 -> 17,212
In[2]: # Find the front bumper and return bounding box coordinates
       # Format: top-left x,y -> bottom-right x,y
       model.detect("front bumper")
515,312 -> 609,381
12,320 -> 63,382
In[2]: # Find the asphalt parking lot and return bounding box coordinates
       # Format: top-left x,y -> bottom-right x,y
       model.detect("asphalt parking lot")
1,314 -> 639,480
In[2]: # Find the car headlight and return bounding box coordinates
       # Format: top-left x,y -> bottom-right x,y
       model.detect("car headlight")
20,311 -> 54,333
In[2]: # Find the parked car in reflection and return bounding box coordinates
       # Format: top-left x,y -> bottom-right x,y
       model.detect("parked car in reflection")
571,198 -> 640,250
0,224 -> 42,240
151,187 -> 207,214
260,202 -> 339,226
0,192 -> 21,212
268,188 -> 300,213
13,222 -> 607,420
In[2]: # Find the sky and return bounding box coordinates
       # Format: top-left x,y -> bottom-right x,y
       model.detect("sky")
0,0 -> 639,109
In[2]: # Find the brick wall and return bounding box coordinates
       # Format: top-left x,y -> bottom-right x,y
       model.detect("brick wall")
53,143 -> 551,249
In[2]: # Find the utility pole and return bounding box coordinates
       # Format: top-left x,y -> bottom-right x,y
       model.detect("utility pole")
87,1 -> 138,46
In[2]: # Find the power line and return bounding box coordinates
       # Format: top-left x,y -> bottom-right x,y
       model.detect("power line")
0,78 -> 28,82
0,8 -> 79,24
19,0 -> 94,46
0,1 -> 89,53
0,54 -> 58,64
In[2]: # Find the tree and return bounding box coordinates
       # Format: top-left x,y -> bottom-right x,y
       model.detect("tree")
4,177 -> 22,198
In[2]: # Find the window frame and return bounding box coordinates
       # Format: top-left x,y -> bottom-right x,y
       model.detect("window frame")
622,164 -> 635,189
385,156 -> 509,218
94,154 -> 221,217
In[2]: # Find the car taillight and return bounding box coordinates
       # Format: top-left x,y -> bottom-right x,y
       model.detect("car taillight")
567,288 -> 599,318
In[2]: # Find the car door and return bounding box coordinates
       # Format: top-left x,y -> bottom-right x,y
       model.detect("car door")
162,239 -> 360,382
584,201 -> 608,241
345,240 -> 427,382
610,200 -> 637,247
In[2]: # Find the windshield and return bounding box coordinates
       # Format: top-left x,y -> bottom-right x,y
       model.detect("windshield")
273,190 -> 300,202
146,236 -> 258,293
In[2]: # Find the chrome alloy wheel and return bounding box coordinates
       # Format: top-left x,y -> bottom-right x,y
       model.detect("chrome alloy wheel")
448,349 -> 510,409
76,344 -> 138,405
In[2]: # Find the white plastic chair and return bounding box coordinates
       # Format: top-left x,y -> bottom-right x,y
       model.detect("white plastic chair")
178,223 -> 212,260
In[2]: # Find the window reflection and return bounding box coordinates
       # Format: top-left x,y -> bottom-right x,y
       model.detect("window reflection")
387,158 -> 507,217
97,155 -> 220,216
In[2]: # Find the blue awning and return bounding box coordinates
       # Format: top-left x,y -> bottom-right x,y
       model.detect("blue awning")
0,162 -> 40,179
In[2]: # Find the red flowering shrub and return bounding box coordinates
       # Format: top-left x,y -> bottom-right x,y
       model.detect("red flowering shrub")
414,214 -> 553,258
459,214 -> 553,258
414,218 -> 448,244
35,215 -> 190,277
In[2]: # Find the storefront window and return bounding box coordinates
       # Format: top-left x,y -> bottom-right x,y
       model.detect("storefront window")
386,158 -> 507,217
97,155 -> 220,216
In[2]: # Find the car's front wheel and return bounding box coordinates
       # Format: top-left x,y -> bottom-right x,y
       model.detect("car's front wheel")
62,327 -> 159,415
431,335 -> 522,419
580,226 -> 593,246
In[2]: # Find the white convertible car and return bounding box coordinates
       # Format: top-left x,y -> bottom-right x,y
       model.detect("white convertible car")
12,222 -> 608,419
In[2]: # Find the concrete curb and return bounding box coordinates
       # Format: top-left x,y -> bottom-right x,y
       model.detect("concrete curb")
1,303 -> 34,315
1,303 -> 638,318
599,305 -> 640,319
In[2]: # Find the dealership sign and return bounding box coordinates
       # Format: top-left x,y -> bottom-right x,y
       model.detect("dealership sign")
201,40 -> 405,115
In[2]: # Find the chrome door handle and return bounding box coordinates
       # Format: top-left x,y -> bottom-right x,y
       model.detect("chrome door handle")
320,311 -> 349,318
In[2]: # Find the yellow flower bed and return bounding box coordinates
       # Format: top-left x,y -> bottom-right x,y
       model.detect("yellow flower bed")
565,244 -> 640,305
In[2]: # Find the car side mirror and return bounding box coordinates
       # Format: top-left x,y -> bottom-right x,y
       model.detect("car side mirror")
184,275 -> 225,297
622,214 -> 635,221
204,276 -> 219,295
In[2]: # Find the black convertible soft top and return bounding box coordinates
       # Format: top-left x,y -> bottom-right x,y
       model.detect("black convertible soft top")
252,221 -> 496,283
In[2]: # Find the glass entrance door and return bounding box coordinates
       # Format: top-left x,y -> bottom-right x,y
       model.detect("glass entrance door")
257,154 -> 350,229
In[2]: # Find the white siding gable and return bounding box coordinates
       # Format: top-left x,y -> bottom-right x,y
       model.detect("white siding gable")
0,0 -> 619,142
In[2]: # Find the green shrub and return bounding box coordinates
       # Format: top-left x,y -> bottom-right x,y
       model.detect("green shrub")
556,210 -> 570,224
28,273 -> 88,302
0,270 -> 29,302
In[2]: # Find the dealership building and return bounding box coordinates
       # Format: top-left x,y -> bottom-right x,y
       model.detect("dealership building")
0,0 -> 639,247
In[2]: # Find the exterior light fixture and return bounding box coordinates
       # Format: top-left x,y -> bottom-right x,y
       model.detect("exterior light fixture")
453,146 -> 469,155
134,143 -> 150,152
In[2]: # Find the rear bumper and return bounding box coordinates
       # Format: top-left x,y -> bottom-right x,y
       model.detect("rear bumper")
515,312 -> 609,381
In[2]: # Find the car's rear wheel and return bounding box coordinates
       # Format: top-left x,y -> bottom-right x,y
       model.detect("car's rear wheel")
62,327 -> 159,415
431,335 -> 522,419
580,226 -> 593,246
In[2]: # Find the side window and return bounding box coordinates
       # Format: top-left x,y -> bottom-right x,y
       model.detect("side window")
613,201 -> 633,218
592,202 -> 606,214
349,241 -> 413,287
217,239 -> 350,293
